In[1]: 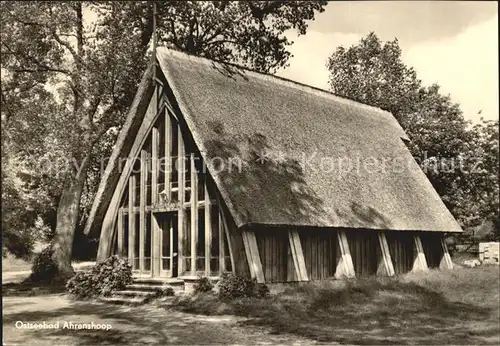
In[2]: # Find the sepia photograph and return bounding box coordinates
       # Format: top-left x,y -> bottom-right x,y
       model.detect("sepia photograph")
2,1 -> 499,345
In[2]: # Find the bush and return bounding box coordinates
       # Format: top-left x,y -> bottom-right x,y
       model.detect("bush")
151,286 -> 175,299
66,271 -> 96,298
255,283 -> 270,298
194,276 -> 214,293
29,247 -> 58,284
66,255 -> 132,298
3,228 -> 36,260
218,272 -> 269,300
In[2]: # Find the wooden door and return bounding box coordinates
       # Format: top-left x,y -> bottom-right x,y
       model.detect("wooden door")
154,212 -> 178,277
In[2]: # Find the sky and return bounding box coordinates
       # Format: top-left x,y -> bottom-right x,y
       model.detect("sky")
276,1 -> 499,124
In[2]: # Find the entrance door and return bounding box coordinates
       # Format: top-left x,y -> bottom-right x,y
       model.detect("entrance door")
126,211 -> 178,278
155,212 -> 178,277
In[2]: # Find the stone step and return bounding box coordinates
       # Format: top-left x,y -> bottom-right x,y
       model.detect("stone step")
99,296 -> 148,306
113,290 -> 157,297
132,278 -> 185,286
126,283 -> 184,292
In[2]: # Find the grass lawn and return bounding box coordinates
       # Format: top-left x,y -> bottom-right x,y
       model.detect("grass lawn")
170,265 -> 500,345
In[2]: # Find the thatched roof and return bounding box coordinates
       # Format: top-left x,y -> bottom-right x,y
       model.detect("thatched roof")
86,48 -> 462,235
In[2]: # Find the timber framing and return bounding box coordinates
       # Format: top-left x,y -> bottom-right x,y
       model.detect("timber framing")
377,232 -> 395,276
439,237 -> 454,270
242,230 -> 265,283
412,235 -> 429,272
288,230 -> 309,281
335,231 -> 356,279
99,73 -> 235,279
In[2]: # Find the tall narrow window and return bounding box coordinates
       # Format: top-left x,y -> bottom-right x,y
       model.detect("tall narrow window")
210,204 -> 220,275
196,209 -> 205,272
182,210 -> 191,273
160,215 -> 171,271
133,215 -> 140,270
123,214 -> 129,260
144,214 -> 152,271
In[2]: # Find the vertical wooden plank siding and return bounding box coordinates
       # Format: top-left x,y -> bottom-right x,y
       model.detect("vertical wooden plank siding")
391,234 -> 400,274
177,124 -> 185,274
190,153 -> 198,275
412,235 -> 429,272
128,176 -> 135,265
335,231 -> 355,278
377,232 -> 395,276
164,112 -> 171,200
440,236 -> 453,270
256,231 -> 288,282
261,233 -> 270,280
421,233 -> 442,268
288,230 -> 309,281
286,243 -> 297,282
204,184 -> 211,276
139,150 -> 147,273
242,230 -> 265,283
299,230 -> 337,280
117,209 -> 123,257
387,232 -> 414,274
218,211 -> 225,273
348,231 -> 379,276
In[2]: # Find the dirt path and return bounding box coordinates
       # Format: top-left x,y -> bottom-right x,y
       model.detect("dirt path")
2,262 -> 96,283
2,294 -> 317,345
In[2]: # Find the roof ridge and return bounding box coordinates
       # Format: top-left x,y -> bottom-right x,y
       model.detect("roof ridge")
156,47 -> 397,122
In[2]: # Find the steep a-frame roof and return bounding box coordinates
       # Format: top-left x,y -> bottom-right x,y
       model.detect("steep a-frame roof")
85,48 -> 462,236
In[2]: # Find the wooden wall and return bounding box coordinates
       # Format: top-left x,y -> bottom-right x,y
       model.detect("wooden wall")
420,232 -> 444,269
253,228 -> 338,283
300,229 -> 337,280
255,230 -> 293,282
249,227 -> 447,283
386,231 -> 414,274
347,230 -> 378,277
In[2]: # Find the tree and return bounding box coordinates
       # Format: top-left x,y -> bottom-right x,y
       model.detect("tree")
1,80 -> 58,258
326,32 -> 499,229
465,118 -> 499,229
1,1 -> 326,278
327,33 -> 421,122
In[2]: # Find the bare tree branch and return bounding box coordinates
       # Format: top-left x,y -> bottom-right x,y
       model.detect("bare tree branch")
50,30 -> 86,69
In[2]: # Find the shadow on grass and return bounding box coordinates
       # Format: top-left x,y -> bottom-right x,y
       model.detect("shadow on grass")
3,296 -> 254,345
171,278 -> 500,345
3,299 -> 180,345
